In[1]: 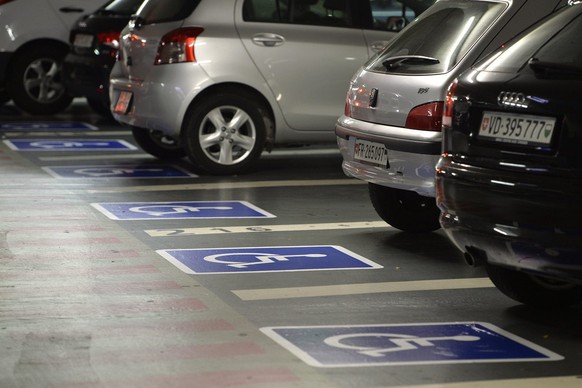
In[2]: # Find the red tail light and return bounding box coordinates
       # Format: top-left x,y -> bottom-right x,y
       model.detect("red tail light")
97,31 -> 121,49
405,101 -> 444,131
0,0 -> 16,5
442,79 -> 458,129
155,27 -> 204,65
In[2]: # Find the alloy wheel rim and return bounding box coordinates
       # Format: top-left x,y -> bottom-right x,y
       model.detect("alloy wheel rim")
23,58 -> 65,104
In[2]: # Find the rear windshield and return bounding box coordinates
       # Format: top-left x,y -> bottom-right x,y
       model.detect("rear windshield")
367,0 -> 505,74
136,0 -> 201,24
476,6 -> 582,73
102,0 -> 144,15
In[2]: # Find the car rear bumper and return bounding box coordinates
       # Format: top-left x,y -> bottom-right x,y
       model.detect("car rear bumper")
110,64 -> 210,135
436,156 -> 582,283
335,115 -> 441,197
63,53 -> 114,101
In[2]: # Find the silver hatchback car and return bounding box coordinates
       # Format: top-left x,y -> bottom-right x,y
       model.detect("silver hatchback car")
110,0 -> 434,174
336,0 -> 568,232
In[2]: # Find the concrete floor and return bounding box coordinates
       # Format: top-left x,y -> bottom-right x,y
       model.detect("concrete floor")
1,101 -> 582,387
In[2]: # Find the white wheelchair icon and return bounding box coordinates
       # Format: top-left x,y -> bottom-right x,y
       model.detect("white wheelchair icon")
324,332 -> 480,357
129,205 -> 233,216
74,168 -> 164,177
204,252 -> 327,269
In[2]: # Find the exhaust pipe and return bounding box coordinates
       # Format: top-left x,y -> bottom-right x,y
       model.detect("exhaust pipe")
463,246 -> 488,267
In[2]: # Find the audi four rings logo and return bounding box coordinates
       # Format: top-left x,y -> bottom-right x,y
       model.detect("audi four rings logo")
498,91 -> 528,108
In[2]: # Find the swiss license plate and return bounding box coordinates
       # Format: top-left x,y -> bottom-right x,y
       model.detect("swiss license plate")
114,91 -> 133,114
354,138 -> 388,167
73,33 -> 94,48
478,111 -> 556,146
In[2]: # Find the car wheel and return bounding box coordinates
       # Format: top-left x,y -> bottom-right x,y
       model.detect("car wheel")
131,127 -> 186,160
182,91 -> 267,175
7,45 -> 73,115
368,183 -> 441,232
486,264 -> 582,307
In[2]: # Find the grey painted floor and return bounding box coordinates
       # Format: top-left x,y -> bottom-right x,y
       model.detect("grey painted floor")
1,100 -> 581,387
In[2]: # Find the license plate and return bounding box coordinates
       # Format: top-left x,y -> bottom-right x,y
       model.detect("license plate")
114,91 -> 132,114
354,138 -> 389,167
478,111 -> 556,146
73,33 -> 94,48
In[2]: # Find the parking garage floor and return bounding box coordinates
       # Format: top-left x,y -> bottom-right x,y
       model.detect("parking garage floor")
1,100 -> 581,388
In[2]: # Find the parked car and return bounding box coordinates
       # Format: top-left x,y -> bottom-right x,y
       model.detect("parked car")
335,0 -> 568,233
436,1 -> 582,307
0,0 -> 108,114
109,0 -> 435,174
63,0 -> 144,117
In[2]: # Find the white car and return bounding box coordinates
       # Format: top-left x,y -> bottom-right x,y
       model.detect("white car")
0,0 -> 108,114
335,0 -> 568,232
109,0 -> 434,175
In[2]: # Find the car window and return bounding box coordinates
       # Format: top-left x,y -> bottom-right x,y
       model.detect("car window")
476,7 -> 582,73
242,0 -> 432,31
136,0 -> 201,24
103,0 -> 145,14
367,0 -> 506,74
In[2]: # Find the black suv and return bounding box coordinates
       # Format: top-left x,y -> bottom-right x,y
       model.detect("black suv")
437,2 -> 582,307
63,0 -> 144,117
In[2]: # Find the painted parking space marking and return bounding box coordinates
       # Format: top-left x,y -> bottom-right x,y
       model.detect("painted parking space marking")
91,201 -> 275,220
157,245 -> 382,274
145,221 -> 388,237
232,278 -> 495,300
261,322 -> 563,368
0,122 -> 97,131
85,178 -> 366,194
3,139 -> 137,151
393,375 -> 582,388
43,165 -> 197,179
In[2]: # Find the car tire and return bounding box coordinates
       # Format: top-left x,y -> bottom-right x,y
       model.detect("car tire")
486,264 -> 582,307
131,127 -> 186,160
182,91 -> 267,175
368,183 -> 441,232
7,44 -> 73,115
86,97 -> 113,119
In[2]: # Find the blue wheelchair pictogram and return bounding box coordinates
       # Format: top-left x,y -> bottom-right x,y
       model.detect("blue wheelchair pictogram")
3,139 -> 137,151
91,201 -> 275,220
157,245 -> 382,274
261,323 -> 563,367
43,165 -> 197,179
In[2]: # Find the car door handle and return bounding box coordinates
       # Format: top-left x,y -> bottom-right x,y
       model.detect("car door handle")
252,33 -> 285,47
371,41 -> 390,53
59,7 -> 84,13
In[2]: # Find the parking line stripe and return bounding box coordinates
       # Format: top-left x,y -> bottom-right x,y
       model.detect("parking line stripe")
393,375 -> 582,388
145,221 -> 389,237
232,278 -> 495,300
86,179 -> 366,193
38,154 -> 151,162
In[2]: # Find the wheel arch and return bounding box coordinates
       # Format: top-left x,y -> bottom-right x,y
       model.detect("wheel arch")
6,39 -> 69,75
181,82 -> 276,151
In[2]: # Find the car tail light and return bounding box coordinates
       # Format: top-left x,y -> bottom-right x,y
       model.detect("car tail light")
442,79 -> 458,130
155,27 -> 204,65
97,31 -> 121,50
0,0 -> 16,5
405,101 -> 444,131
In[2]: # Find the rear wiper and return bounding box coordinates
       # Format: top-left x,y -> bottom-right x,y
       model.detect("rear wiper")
382,55 -> 440,71
528,57 -> 582,77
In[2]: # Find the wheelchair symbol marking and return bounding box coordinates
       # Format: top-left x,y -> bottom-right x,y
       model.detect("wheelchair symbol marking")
74,168 -> 164,177
203,252 -> 327,268
129,205 -> 233,217
324,333 -> 480,357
